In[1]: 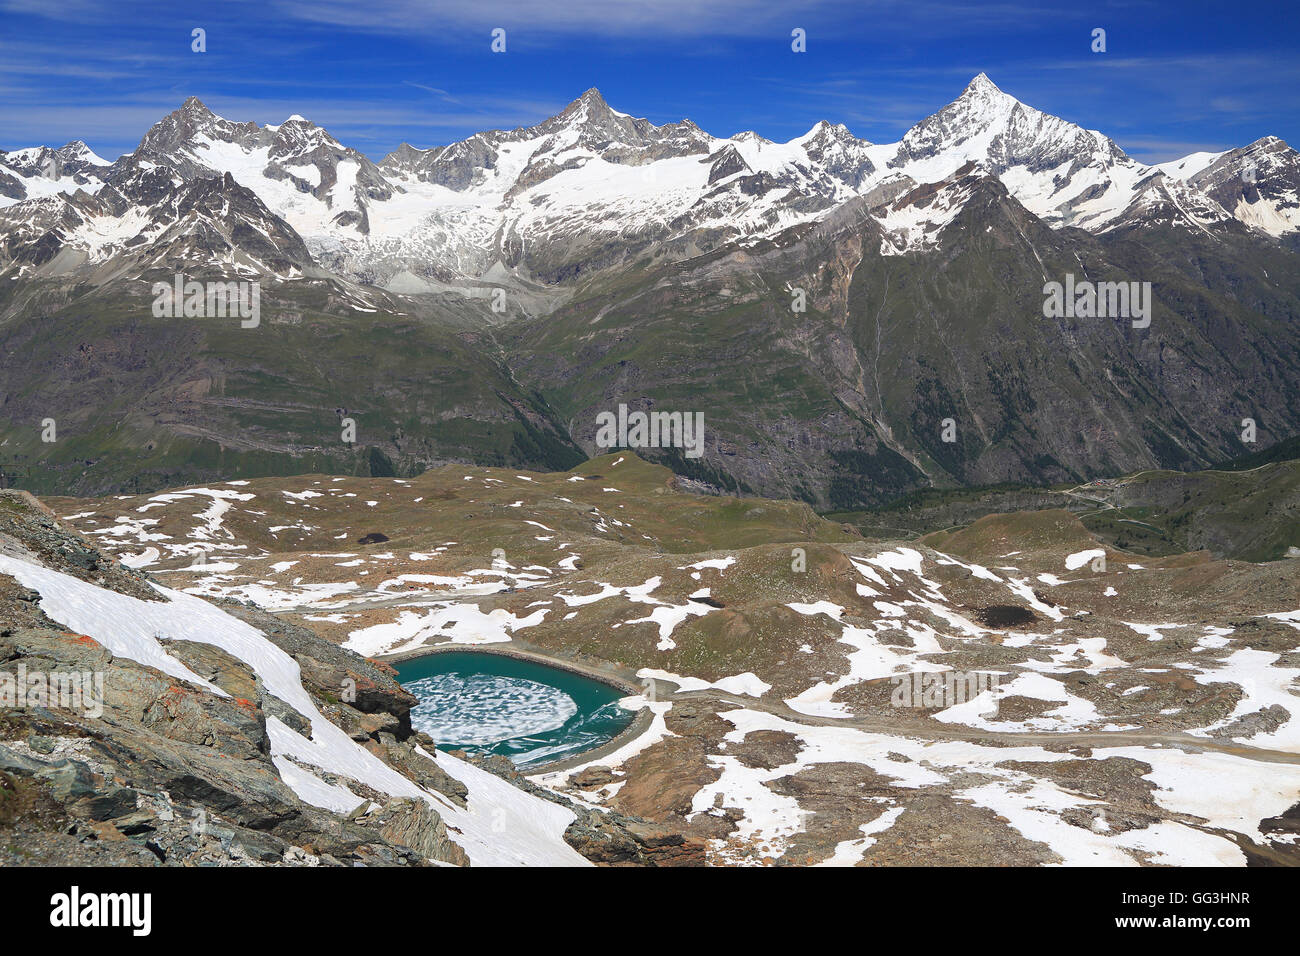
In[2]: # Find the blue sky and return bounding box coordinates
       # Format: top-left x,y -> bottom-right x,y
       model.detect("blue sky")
1,0 -> 1296,164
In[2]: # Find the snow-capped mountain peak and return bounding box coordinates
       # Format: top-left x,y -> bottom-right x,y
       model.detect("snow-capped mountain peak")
0,77 -> 1294,296
556,86 -> 626,124
52,140 -> 111,168
0,139 -> 113,205
1181,135 -> 1300,236
964,70 -> 1000,94
892,72 -> 1021,165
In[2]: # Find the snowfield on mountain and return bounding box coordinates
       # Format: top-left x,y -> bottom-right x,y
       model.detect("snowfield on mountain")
2,75 -> 1297,294
4,75 -> 1300,513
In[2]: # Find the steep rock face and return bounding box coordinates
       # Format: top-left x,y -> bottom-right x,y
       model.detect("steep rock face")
133,172 -> 318,274
1,142 -> 110,187
1103,172 -> 1241,234
0,142 -> 111,204
891,74 -> 1125,173
508,169 -> 1300,507
3,77 -> 1297,294
889,74 -> 1182,232
798,121 -> 878,188
382,89 -> 713,191
112,97 -> 397,232
1187,137 -> 1300,237
0,167 -> 317,281
706,144 -> 754,185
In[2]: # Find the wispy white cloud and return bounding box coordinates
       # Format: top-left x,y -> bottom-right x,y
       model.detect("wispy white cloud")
273,0 -> 863,39
0,0 -> 1292,162
402,82 -> 463,105
4,0 -> 1067,39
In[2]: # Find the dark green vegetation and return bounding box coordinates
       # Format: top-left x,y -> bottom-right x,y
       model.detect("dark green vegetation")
1077,461 -> 1300,562
0,272 -> 583,496
1219,434 -> 1300,471
833,440 -> 1300,562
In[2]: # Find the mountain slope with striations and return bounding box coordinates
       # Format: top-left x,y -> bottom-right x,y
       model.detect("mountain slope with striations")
1,76 -> 1298,505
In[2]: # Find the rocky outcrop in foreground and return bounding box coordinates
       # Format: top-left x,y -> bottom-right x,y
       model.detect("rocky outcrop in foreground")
0,489 -> 690,866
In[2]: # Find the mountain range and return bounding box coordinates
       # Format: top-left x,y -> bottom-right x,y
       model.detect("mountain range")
2,75 -> 1298,506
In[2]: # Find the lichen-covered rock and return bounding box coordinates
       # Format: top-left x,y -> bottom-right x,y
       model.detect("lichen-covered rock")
351,797 -> 469,866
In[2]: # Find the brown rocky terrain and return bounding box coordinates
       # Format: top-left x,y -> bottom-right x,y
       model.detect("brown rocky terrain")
0,487 -> 696,866
15,452 -> 1296,866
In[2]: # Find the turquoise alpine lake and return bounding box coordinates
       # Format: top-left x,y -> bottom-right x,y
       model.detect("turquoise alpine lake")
394,650 -> 637,769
